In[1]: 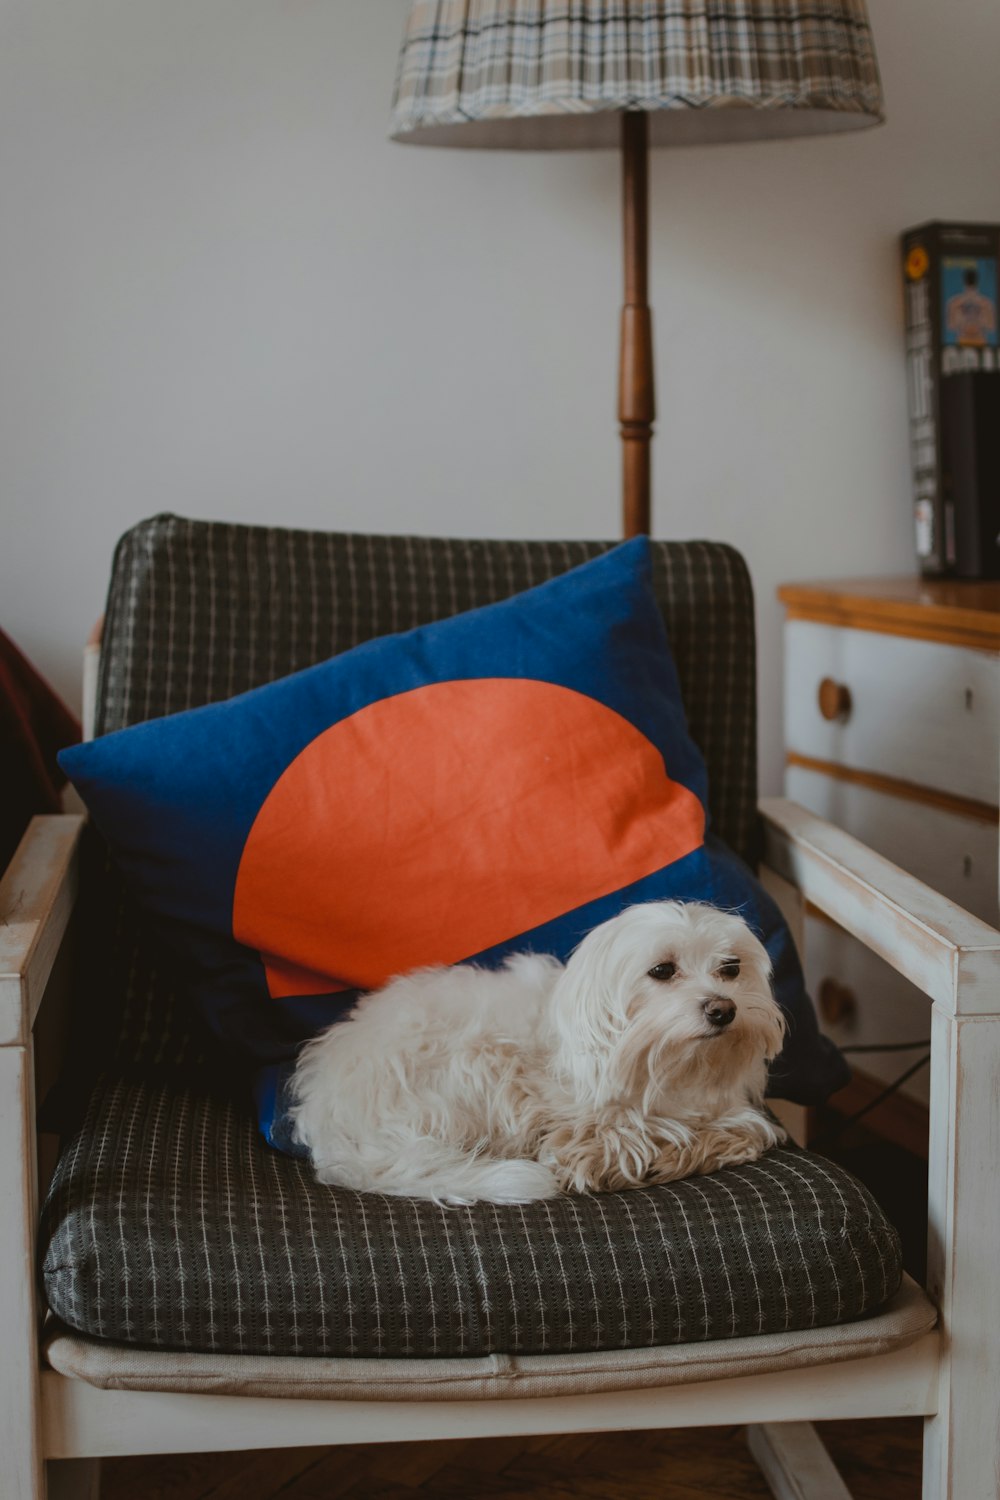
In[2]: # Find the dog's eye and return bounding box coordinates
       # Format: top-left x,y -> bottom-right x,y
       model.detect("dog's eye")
648,961 -> 678,982
717,959 -> 741,980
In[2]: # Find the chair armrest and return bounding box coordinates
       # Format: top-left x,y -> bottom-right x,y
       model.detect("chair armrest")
760,797 -> 1000,1017
0,815 -> 85,1046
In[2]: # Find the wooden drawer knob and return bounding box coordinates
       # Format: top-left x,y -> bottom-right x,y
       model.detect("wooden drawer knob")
818,977 -> 857,1026
817,677 -> 852,722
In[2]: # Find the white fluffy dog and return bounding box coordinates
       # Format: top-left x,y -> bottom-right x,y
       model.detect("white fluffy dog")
291,901 -> 787,1205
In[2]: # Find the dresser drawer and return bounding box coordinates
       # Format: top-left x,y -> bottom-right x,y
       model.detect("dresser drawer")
785,620 -> 1000,806
786,764 -> 999,922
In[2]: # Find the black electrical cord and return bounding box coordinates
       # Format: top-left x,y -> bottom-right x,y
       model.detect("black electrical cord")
839,1039 -> 930,1054
815,1050 -> 931,1149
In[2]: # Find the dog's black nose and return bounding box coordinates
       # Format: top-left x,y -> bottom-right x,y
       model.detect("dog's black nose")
703,996 -> 736,1028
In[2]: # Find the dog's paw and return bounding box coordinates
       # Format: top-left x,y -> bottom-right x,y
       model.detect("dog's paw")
688,1121 -> 777,1176
644,1143 -> 692,1185
648,1117 -> 780,1183
700,1138 -> 761,1172
543,1116 -> 657,1194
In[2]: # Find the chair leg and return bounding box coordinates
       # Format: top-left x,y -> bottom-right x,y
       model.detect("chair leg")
747,1423 -> 853,1500
46,1462 -> 102,1500
921,1009 -> 1000,1499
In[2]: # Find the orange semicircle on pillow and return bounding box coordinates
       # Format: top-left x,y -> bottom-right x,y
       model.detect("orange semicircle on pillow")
232,678 -> 704,997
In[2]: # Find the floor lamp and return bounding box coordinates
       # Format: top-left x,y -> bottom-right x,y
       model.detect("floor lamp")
390,0 -> 883,538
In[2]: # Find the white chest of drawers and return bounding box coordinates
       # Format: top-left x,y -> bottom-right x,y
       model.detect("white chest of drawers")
779,577 -> 1000,1133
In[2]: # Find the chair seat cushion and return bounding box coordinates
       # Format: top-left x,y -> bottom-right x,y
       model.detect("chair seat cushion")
40,1071 -> 902,1360
44,1275 -> 936,1401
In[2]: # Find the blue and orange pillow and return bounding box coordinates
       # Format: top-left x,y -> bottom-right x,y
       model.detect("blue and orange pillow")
60,538 -> 846,1148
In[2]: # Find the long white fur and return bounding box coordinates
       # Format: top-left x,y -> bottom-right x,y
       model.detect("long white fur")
291,901 -> 787,1205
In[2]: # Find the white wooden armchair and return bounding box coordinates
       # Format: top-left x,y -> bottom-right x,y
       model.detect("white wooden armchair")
3,519 -> 997,1500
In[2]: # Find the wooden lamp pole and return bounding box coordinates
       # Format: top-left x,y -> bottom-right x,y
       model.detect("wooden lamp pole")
618,112 -> 654,539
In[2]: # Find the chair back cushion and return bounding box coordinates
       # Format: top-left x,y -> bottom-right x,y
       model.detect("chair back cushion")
85,516 -> 763,1076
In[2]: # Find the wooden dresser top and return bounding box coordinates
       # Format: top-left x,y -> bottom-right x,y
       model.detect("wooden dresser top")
778,576 -> 1000,650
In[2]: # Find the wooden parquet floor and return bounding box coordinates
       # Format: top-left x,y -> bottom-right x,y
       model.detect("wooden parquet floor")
99,1418 -> 923,1499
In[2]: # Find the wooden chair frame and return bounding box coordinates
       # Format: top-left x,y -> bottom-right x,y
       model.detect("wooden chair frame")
3,797 -> 998,1499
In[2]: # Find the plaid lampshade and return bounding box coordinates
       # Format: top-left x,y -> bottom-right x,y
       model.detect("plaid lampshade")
390,0 -> 884,149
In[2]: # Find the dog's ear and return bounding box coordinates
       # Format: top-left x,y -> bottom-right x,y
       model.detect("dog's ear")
550,921 -> 636,1101
743,926 -> 774,984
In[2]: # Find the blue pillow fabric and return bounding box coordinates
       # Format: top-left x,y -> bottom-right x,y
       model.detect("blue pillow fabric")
61,538 -> 846,1148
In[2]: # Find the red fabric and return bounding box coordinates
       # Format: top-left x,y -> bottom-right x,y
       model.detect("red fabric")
233,677 -> 704,996
0,629 -> 81,872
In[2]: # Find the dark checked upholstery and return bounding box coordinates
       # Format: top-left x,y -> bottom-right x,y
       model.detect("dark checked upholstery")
39,514 -> 902,1357
42,1071 -> 899,1358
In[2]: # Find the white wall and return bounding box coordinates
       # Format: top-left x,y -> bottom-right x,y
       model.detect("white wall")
3,0 -> 999,793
